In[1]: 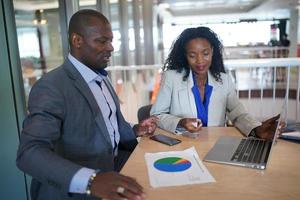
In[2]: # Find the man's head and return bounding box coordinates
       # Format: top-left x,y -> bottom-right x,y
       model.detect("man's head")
68,9 -> 114,70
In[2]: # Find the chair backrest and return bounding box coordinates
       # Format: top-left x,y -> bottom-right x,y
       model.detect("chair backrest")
137,104 -> 152,123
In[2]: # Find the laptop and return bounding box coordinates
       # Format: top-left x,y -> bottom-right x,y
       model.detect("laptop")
204,114 -> 282,170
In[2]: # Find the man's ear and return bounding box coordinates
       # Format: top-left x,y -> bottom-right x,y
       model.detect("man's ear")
71,33 -> 82,48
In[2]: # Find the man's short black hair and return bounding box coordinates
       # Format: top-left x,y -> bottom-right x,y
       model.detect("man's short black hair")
68,9 -> 109,45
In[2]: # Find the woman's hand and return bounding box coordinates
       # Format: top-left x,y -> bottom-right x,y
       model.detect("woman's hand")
179,118 -> 202,133
255,114 -> 281,140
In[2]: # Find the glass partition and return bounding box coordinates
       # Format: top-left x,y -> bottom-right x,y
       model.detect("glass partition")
13,0 -> 63,100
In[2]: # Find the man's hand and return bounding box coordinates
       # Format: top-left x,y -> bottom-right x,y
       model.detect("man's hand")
133,116 -> 158,137
91,172 -> 146,200
179,118 -> 202,133
255,114 -> 280,140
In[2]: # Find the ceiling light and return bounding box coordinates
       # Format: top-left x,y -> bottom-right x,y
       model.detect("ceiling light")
33,9 -> 47,25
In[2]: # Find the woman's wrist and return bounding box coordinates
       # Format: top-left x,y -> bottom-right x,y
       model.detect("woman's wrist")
250,128 -> 259,138
178,119 -> 185,127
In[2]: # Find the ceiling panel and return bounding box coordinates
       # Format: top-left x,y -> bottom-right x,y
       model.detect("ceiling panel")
158,0 -> 298,24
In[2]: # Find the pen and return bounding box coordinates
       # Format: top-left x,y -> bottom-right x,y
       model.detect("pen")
193,154 -> 204,173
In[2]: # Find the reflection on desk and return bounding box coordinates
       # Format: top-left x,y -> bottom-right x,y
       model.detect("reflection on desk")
121,127 -> 300,200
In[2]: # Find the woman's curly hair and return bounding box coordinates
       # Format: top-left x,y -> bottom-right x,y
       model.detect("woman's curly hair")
163,26 -> 226,82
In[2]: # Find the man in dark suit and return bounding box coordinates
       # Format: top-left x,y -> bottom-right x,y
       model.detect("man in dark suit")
17,9 -> 156,200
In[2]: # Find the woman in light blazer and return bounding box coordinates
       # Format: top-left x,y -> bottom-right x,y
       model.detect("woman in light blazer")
150,27 -> 278,139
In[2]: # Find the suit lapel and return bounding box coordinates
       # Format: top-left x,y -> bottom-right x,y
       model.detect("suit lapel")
101,77 -> 127,134
186,71 -> 198,117
207,71 -> 223,125
63,60 -> 112,147
208,71 -> 221,90
101,77 -> 120,110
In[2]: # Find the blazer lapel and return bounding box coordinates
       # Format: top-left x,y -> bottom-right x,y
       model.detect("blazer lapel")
101,77 -> 120,110
207,71 -> 223,125
208,71 -> 221,91
186,71 -> 198,117
63,60 -> 112,147
101,77 -> 127,131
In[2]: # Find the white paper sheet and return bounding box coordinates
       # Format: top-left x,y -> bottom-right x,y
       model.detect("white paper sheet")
145,146 -> 215,188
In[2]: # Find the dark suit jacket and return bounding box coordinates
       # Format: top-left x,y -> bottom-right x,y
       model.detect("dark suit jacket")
16,59 -> 138,200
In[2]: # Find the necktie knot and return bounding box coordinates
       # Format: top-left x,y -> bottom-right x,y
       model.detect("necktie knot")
98,69 -> 108,76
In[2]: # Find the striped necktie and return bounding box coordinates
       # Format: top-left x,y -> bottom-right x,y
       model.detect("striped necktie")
95,80 -> 118,154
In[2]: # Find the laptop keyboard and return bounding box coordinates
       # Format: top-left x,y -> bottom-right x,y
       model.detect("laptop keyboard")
230,138 -> 272,164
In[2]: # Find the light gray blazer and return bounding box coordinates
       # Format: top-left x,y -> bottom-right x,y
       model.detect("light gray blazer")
16,59 -> 137,200
150,70 -> 261,136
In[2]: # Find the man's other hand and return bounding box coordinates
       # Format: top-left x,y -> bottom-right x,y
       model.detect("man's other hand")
179,118 -> 202,133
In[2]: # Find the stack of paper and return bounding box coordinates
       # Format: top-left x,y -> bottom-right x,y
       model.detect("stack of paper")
280,123 -> 300,141
280,131 -> 300,141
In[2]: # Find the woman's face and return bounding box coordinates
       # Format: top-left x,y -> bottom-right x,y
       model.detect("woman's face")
185,38 -> 213,76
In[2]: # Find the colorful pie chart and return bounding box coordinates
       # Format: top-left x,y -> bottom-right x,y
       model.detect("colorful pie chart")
154,157 -> 192,172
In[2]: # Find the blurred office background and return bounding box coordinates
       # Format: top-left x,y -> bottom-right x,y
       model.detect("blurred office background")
1,0 -> 299,199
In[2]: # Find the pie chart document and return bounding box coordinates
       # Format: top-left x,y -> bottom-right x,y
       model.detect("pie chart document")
145,146 -> 215,188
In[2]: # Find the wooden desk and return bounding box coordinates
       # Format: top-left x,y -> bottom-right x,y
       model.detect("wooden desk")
121,127 -> 300,200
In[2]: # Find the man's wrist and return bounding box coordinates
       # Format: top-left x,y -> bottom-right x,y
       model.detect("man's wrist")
132,124 -> 139,137
86,170 -> 100,196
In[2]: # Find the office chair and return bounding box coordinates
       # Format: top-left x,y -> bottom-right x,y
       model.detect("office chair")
137,104 -> 152,123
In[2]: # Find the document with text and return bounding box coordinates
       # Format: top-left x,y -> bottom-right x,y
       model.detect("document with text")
145,146 -> 215,188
